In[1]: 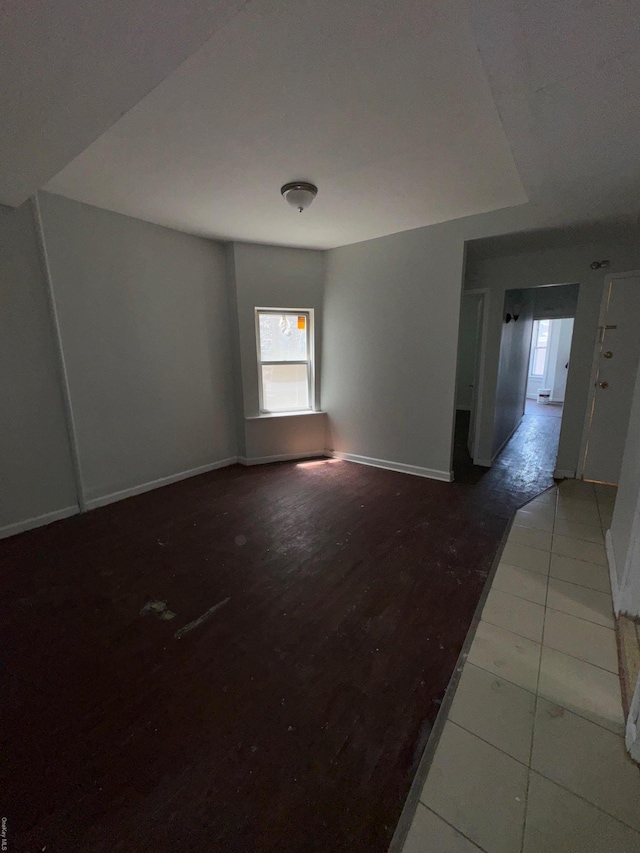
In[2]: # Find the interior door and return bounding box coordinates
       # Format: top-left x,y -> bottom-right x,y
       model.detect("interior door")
582,273 -> 640,484
468,295 -> 484,458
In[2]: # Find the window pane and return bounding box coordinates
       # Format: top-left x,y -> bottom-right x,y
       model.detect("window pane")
537,319 -> 550,346
261,363 -> 309,411
532,348 -> 546,376
258,313 -> 307,361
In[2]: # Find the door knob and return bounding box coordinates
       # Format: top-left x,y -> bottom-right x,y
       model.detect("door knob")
603,351 -> 613,359
599,381 -> 609,389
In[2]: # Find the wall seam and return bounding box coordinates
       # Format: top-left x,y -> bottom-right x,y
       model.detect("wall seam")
31,193 -> 87,512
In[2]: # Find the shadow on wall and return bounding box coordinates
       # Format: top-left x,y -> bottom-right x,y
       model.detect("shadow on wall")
492,288 -> 534,458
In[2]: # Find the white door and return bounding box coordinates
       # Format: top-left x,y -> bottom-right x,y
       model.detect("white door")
581,273 -> 640,484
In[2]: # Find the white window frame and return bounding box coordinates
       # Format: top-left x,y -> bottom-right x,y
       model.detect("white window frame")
255,308 -> 315,413
529,318 -> 550,378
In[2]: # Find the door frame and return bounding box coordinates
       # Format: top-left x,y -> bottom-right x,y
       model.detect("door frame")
578,270 -> 640,480
464,288 -> 490,464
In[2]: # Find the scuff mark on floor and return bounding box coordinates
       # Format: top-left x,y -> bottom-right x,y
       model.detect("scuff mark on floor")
140,600 -> 176,621
174,597 -> 231,640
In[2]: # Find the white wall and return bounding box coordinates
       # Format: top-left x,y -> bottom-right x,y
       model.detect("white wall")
244,413 -> 327,463
455,294 -> 481,410
0,202 -> 78,535
466,243 -> 640,475
492,288 -> 534,457
6,190 -> 640,536
38,192 -> 237,506
609,356 -> 640,617
229,242 -> 327,461
319,195 -> 640,482
533,283 -> 579,320
551,319 -> 573,402
323,224 -> 464,480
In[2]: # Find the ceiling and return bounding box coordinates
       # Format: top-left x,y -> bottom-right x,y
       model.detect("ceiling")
6,0 -> 640,248
0,0 -> 247,206
43,0 -> 527,248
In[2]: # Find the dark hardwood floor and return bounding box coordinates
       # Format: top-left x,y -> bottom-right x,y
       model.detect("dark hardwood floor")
2,412 -> 560,852
454,407 -> 561,515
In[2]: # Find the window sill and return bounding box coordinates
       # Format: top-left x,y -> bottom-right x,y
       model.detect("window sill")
245,411 -> 326,421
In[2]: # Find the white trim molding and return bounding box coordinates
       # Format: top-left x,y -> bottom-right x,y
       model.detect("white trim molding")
605,528 -> 622,614
474,458 -> 492,468
491,417 -> 522,463
85,457 -> 238,510
328,450 -> 453,482
614,496 -> 640,619
626,675 -> 640,764
0,505 -> 79,540
553,468 -> 577,479
239,451 -> 326,466
32,194 -> 87,511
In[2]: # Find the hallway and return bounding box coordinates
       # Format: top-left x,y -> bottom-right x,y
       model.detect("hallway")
525,399 -> 563,418
454,407 -> 562,518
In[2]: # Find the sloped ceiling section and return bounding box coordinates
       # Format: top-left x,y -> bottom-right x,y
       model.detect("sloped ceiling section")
45,0 -> 528,248
468,0 -> 640,218
0,0 -> 247,206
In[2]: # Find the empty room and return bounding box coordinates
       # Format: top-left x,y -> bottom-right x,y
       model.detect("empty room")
3,2 -> 640,851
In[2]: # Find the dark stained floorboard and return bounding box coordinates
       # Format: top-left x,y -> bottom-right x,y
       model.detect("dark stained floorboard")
2,411 -> 560,852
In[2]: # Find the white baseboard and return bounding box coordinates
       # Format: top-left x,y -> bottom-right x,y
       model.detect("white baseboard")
85,457 -> 238,510
626,674 -> 640,764
238,451 -> 326,466
328,450 -> 453,482
605,528 -> 621,615
474,458 -> 492,468
491,418 -> 522,463
0,505 -> 79,540
554,468 -> 576,479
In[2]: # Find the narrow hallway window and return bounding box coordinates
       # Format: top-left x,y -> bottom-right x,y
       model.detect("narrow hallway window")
530,319 -> 550,377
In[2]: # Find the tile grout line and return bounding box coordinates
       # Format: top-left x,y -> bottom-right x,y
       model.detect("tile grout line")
444,717 -> 640,835
525,771 -> 640,838
477,607 -> 623,678
538,646 -> 619,676
544,602 -> 615,631
444,719 -> 531,769
480,614 -> 543,645
466,658 -> 625,739
519,488 -> 554,853
464,659 -> 539,700
419,804 -> 489,853
501,548 -> 611,593
548,575 -> 611,594
494,570 -> 614,628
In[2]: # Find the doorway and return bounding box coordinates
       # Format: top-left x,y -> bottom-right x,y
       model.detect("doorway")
525,317 -> 574,421
454,283 -> 580,494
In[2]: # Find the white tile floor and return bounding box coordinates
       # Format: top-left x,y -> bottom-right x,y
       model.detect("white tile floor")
401,480 -> 640,853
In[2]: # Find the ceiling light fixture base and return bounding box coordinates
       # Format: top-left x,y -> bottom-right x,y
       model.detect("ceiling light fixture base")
281,181 -> 318,213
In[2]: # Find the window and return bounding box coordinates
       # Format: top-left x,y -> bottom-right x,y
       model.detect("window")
256,309 -> 314,412
530,319 -> 550,377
